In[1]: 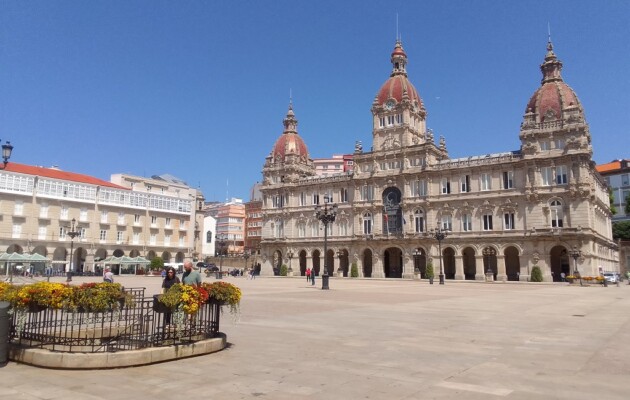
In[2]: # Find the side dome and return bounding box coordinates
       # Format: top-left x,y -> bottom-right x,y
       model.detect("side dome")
524,40 -> 584,124
375,40 -> 424,110
270,103 -> 309,162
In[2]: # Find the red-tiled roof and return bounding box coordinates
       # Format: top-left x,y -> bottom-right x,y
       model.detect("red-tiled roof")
4,163 -> 129,189
596,161 -> 621,173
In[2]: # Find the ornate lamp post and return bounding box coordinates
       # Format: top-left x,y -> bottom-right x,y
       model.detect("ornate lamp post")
66,218 -> 80,282
287,249 -> 293,276
429,225 -> 448,285
314,196 -> 337,290
0,140 -> 13,168
216,233 -> 228,279
569,246 -> 582,286
243,249 -> 250,272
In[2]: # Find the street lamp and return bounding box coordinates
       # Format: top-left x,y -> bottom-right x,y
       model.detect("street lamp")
287,249 -> 293,275
66,218 -> 80,282
216,233 -> 228,279
429,225 -> 449,285
569,246 -> 582,286
0,140 -> 13,168
314,196 -> 337,290
243,249 -> 250,272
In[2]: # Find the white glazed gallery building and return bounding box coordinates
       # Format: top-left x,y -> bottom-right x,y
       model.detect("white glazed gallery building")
258,40 -> 618,281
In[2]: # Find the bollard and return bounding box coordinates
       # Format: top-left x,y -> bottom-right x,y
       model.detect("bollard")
0,301 -> 10,365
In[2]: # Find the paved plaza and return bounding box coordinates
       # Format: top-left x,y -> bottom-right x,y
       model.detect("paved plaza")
1,275 -> 629,399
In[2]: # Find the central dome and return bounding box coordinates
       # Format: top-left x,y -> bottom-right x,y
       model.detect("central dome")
375,40 -> 424,110
270,103 -> 309,162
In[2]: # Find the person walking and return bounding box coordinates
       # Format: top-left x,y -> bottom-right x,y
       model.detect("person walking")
103,268 -> 114,283
162,267 -> 180,292
181,261 -> 202,287
306,267 -> 311,283
311,268 -> 316,286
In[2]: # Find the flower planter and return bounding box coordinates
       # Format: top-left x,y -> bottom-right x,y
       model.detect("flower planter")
28,303 -> 47,313
153,295 -> 176,313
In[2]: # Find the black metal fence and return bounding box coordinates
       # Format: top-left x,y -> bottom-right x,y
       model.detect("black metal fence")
9,287 -> 221,353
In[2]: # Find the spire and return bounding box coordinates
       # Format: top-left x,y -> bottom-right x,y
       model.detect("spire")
283,101 -> 298,134
540,37 -> 563,84
390,40 -> 408,77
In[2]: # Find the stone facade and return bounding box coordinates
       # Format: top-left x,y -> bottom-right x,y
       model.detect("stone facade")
258,40 -> 618,281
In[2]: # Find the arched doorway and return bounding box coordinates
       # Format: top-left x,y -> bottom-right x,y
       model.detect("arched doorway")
32,246 -> 47,256
482,247 -> 497,280
53,247 -> 67,274
161,251 -> 171,263
362,249 -> 373,277
312,250 -> 321,276
175,252 -> 185,263
324,249 -> 335,275
550,245 -> 570,281
443,247 -> 456,279
382,187 -> 403,234
31,246 -> 48,275
413,248 -> 427,277
129,249 -> 140,257
7,244 -> 23,254
462,247 -> 476,280
337,249 -> 349,277
384,247 -> 403,278
74,247 -> 87,274
114,249 -> 125,257
504,246 -> 521,281
146,250 -> 157,261
299,250 -> 307,276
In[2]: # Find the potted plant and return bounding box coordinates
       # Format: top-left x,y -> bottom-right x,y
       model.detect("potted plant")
280,264 -> 288,276
426,260 -> 435,284
150,256 -> 165,276
350,262 -> 359,278
202,281 -> 242,316
156,283 -> 209,314
530,266 -> 543,282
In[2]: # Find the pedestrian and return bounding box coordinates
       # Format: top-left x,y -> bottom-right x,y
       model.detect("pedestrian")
560,272 -> 566,282
162,267 -> 180,293
103,268 -> 114,283
181,261 -> 202,287
306,267 -> 311,282
311,268 -> 316,286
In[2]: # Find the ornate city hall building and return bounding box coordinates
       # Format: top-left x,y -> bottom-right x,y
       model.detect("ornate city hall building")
258,40 -> 618,281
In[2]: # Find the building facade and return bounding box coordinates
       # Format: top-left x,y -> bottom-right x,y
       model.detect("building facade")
0,164 -> 203,274
596,159 -> 630,222
258,39 -> 618,281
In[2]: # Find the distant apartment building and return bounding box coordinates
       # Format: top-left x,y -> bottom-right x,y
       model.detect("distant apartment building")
208,198 -> 245,256
313,154 -> 353,177
596,159 -> 630,222
0,163 -> 204,274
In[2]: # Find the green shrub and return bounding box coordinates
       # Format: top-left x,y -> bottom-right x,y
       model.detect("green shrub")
425,260 -> 435,279
280,264 -> 288,276
150,256 -> 164,271
350,262 -> 359,278
530,266 -> 543,282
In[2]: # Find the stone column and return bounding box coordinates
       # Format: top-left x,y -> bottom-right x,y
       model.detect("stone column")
372,252 -> 385,278
402,254 -> 414,279
474,255 -> 485,280
497,254 -> 507,282
455,254 -> 464,280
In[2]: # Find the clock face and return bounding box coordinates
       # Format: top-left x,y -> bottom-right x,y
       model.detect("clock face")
385,100 -> 395,110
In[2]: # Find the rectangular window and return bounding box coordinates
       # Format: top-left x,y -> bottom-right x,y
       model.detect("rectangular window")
480,173 -> 492,191
387,115 -> 394,126
180,219 -> 186,229
100,211 -> 108,223
150,233 -> 156,245
298,223 -> 305,238
502,171 -> 514,189
151,215 -> 157,225
133,232 -> 140,245
312,193 -> 320,205
134,214 -> 140,224
338,221 -> 348,236
299,192 -> 306,206
504,213 -> 515,230
59,226 -> 67,240
395,114 -> 403,124
441,215 -> 452,231
60,206 -> 69,220
179,235 -> 186,247
100,230 -> 107,242
79,208 -> 88,221
12,223 -> 21,239
462,214 -> 472,232
165,217 -> 171,227
118,212 -> 125,225
556,165 -> 568,185
441,178 -> 451,194
363,218 -> 372,235
483,214 -> 493,231
38,226 -> 47,240
116,231 -> 124,243
414,214 -> 424,233
14,201 -> 23,215
555,138 -> 565,150
78,227 -> 86,240
540,140 -> 550,151
164,234 -> 171,246
340,188 -> 348,203
361,185 -> 374,201
379,117 -> 385,128
461,175 -> 470,193
541,167 -> 553,186
622,174 -> 630,186
40,203 -> 49,218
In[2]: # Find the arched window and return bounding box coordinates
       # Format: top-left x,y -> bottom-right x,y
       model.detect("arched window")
338,220 -> 348,236
275,219 -> 284,238
206,231 -> 212,243
363,212 -> 373,235
550,199 -> 563,227
414,209 -> 424,233
297,222 -> 306,238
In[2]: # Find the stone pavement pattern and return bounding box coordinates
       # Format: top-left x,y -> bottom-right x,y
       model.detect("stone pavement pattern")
1,275 -> 629,399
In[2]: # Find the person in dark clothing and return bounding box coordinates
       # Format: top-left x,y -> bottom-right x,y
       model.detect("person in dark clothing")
162,267 -> 180,292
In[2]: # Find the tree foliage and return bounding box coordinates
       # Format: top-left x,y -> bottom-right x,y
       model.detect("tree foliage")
613,221 -> 630,240
425,260 -> 435,279
626,193 -> 630,215
609,188 -> 617,215
150,256 -> 164,271
350,262 -> 359,278
280,264 -> 288,276
530,266 -> 543,282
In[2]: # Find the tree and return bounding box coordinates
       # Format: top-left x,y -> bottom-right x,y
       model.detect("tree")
613,221 -> 630,240
625,193 -> 630,215
350,262 -> 359,278
150,256 -> 164,272
530,266 -> 543,282
609,188 -> 617,215
425,260 -> 435,279
280,264 -> 288,276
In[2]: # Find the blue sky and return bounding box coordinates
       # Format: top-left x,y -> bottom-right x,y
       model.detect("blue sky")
2,1 -> 629,201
